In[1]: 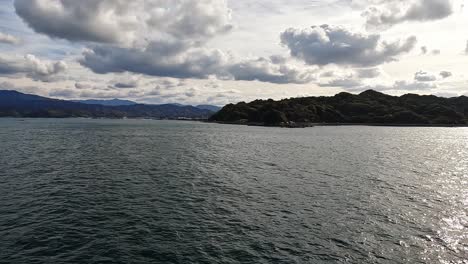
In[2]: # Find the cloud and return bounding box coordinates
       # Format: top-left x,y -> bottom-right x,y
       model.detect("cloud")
280,25 -> 416,67
223,57 -> 317,84
111,75 -> 141,89
414,71 -> 436,82
320,77 -> 363,88
439,71 -> 452,78
14,0 -> 233,45
465,40 -> 468,54
356,68 -> 381,78
345,80 -> 437,92
0,81 -> 41,95
421,46 -> 428,54
80,44 -> 317,84
13,0 -> 323,85
323,77 -> 437,92
421,46 -> 440,55
0,54 -> 67,82
364,0 -> 453,30
80,44 -> 228,79
0,32 -> 20,45
392,80 -> 437,90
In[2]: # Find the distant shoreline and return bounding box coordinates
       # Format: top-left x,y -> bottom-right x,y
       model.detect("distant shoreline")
2,117 -> 468,128
205,120 -> 468,128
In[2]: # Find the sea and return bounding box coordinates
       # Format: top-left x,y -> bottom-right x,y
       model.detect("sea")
0,118 -> 466,263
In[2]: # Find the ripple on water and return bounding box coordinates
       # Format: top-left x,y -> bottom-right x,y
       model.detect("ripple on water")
0,119 -> 467,263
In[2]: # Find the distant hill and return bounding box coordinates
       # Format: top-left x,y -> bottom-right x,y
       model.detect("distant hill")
0,90 -> 214,119
196,105 -> 221,112
73,99 -> 137,106
169,103 -> 221,112
73,99 -> 221,112
210,90 -> 468,126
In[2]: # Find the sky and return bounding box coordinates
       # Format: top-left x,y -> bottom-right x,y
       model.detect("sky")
0,0 -> 467,105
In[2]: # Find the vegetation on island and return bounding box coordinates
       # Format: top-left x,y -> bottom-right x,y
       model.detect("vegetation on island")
210,90 -> 468,126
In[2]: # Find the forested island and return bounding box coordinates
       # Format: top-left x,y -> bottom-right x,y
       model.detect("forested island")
210,90 -> 468,127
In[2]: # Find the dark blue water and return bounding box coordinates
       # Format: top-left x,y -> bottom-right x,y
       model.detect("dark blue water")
0,119 -> 466,263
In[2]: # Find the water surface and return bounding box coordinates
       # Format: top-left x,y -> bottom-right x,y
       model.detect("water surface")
0,119 -> 466,263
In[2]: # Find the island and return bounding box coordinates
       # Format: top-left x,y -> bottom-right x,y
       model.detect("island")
209,90 -> 468,127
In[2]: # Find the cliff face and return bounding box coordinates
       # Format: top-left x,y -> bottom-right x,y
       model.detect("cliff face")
210,90 -> 468,126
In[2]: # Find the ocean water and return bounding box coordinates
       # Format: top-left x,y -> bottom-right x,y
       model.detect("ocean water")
0,118 -> 466,264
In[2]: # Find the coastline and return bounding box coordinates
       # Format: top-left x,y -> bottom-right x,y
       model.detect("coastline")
205,120 -> 468,128
2,117 -> 468,128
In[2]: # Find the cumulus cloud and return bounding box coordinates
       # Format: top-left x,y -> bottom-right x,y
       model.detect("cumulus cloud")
414,71 -> 436,82
80,44 -> 228,79
224,57 -> 317,84
14,0 -> 233,45
439,71 -> 452,78
14,0 -> 319,85
280,25 -> 416,67
0,54 -> 67,82
80,44 -> 317,84
363,0 -> 453,30
0,32 -> 20,45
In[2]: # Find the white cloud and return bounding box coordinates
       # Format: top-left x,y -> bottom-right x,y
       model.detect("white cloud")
280,25 -> 417,67
0,54 -> 67,82
14,0 -> 233,46
414,70 -> 437,82
0,32 -> 20,45
363,0 -> 454,30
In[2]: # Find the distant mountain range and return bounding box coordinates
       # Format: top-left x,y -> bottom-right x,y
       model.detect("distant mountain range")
73,99 -> 222,111
210,90 -> 468,126
194,105 -> 222,112
72,99 -> 137,106
0,90 -> 215,119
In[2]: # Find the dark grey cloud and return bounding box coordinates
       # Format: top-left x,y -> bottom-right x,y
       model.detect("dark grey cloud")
280,25 -> 416,67
0,54 -> 67,82
13,0 -> 319,85
414,71 -> 436,82
114,82 -> 138,89
439,71 -> 452,78
112,76 -> 141,89
80,44 -> 317,84
364,0 -> 453,29
80,44 -> 227,79
224,57 -> 317,84
0,32 -> 20,45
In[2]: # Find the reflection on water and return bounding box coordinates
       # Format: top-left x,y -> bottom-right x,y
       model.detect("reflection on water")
0,119 -> 466,263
